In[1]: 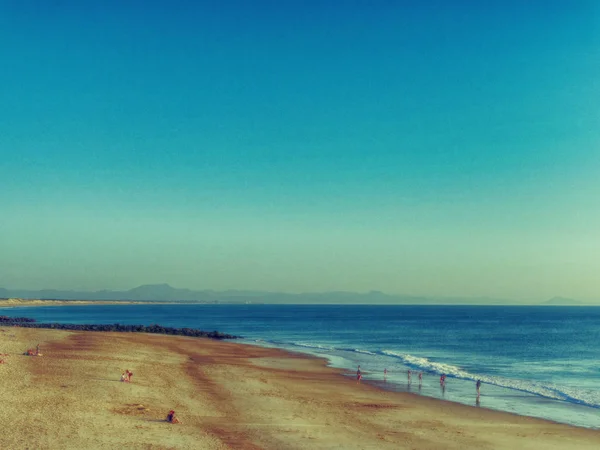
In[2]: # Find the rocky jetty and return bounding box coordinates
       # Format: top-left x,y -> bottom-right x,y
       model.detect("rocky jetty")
0,316 -> 36,323
0,316 -> 239,340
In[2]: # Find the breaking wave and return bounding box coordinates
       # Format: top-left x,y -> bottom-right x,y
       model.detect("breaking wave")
381,350 -> 600,409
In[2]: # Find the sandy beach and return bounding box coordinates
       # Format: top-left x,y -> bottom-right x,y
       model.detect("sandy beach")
0,328 -> 598,449
0,298 -> 160,307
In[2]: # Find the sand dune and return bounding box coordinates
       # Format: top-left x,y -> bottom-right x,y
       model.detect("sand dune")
0,327 -> 598,449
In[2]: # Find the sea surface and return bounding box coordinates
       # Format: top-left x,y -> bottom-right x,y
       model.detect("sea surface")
1,304 -> 599,429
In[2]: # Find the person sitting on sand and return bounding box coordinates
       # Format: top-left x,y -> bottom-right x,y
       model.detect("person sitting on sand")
121,372 -> 128,382
166,410 -> 181,424
126,370 -> 133,382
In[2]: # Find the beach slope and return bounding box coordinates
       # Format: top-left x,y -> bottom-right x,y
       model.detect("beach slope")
0,328 -> 598,449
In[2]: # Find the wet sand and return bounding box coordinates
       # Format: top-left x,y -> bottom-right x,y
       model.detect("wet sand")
1,327 -> 598,449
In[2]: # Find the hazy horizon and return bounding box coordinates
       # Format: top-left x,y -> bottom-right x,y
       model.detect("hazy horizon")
1,2 -> 599,302
0,283 -> 596,305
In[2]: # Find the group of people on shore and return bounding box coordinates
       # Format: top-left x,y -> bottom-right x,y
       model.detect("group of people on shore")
357,366 -> 424,385
357,365 -> 483,397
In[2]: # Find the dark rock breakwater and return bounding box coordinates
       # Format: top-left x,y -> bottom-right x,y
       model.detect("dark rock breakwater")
0,316 -> 239,340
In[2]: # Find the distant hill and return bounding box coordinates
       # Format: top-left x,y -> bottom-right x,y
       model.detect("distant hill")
1,284 -> 213,302
542,296 -> 585,306
0,284 -> 530,305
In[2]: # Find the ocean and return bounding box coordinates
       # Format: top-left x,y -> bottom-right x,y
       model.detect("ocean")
1,304 -> 598,429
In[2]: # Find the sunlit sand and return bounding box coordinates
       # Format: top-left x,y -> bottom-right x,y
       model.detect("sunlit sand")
1,328 -> 598,449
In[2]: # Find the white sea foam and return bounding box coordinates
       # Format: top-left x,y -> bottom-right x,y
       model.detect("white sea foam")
248,341 -> 600,411
290,342 -> 334,351
347,348 -> 377,356
381,350 -> 600,408
286,342 -> 377,355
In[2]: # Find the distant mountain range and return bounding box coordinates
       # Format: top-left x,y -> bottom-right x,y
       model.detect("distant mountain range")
541,296 -> 585,306
0,284 -> 593,305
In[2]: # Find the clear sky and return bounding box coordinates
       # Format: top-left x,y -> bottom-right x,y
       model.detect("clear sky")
1,1 -> 599,301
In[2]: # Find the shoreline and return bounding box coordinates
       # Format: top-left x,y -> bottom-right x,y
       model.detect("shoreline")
271,347 -> 600,432
242,340 -> 600,430
362,376 -> 596,431
2,303 -> 598,430
0,298 -> 197,307
1,328 -> 598,449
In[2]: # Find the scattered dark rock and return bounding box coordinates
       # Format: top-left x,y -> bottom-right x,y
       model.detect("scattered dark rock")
0,316 -> 37,323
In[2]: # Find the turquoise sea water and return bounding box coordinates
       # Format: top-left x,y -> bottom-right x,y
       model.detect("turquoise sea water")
1,304 -> 598,429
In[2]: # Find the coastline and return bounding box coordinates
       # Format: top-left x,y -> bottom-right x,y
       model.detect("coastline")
0,298 -> 184,307
2,303 -> 598,430
1,328 -> 598,449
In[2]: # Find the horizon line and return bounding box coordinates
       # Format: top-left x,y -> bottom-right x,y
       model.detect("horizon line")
0,284 -> 595,304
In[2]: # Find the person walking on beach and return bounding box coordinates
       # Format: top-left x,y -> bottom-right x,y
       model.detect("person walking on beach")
407,369 -> 412,383
418,372 -> 423,385
356,365 -> 362,383
440,374 -> 446,386
476,379 -> 482,397
384,368 -> 387,381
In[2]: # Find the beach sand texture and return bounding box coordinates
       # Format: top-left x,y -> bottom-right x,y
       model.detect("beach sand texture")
0,328 -> 598,449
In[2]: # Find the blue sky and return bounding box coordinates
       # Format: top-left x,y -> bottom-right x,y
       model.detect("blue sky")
1,1 -> 599,301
